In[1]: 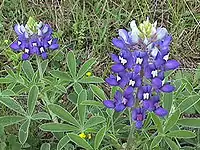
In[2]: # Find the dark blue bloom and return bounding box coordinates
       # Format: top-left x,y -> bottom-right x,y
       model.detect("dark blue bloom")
111,50 -> 133,73
104,18 -> 180,129
103,89 -> 134,112
106,71 -> 129,88
143,96 -> 168,117
137,85 -> 152,100
132,108 -> 146,129
10,22 -> 59,60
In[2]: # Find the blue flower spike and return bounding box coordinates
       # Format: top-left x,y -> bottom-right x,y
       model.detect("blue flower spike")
10,17 -> 59,60
103,18 -> 180,129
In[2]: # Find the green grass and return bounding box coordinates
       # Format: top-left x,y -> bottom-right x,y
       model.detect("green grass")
0,0 -> 199,74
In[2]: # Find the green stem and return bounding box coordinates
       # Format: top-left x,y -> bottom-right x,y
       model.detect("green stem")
126,109 -> 135,150
36,56 -> 58,122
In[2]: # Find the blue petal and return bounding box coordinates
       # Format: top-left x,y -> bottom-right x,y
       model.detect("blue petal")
115,104 -> 125,112
49,43 -> 59,50
10,41 -> 20,51
155,107 -> 168,117
111,64 -> 125,73
112,38 -> 125,49
152,78 -> 162,89
111,54 -> 120,63
161,84 -> 175,93
105,75 -> 118,86
41,52 -> 48,59
22,53 -> 29,60
135,121 -> 143,129
103,100 -> 115,108
165,60 -> 180,71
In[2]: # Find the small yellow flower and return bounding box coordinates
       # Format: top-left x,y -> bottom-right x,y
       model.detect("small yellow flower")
79,133 -> 86,139
87,134 -> 92,139
86,72 -> 92,77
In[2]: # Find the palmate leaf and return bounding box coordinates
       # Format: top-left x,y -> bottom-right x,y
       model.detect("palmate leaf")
81,100 -> 104,107
178,118 -> 200,128
94,126 -> 106,149
48,104 -> 80,127
50,70 -> 73,82
177,94 -> 200,113
164,109 -> 181,132
0,97 -> 26,115
40,143 -> 50,150
84,116 -> 106,129
40,123 -> 79,132
32,112 -> 51,120
22,61 -> 34,81
73,82 -> 83,94
57,135 -> 70,150
166,130 -> 196,139
67,51 -> 76,79
163,92 -> 173,113
77,90 -> 87,125
68,133 -> 93,150
19,119 -> 30,144
164,137 -> 179,150
151,113 -> 163,133
150,135 -> 163,149
0,116 -> 25,126
27,85 -> 39,116
79,76 -> 104,84
77,58 -> 96,79
90,84 -> 107,101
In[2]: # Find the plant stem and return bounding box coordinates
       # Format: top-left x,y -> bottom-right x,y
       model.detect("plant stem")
36,56 -> 58,122
126,109 -> 135,150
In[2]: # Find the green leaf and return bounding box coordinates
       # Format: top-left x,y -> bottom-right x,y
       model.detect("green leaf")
32,112 -> 51,120
57,135 -> 70,150
77,58 -> 96,79
0,77 -> 14,83
19,119 -> 30,144
84,116 -> 105,128
40,143 -> 50,150
0,97 -> 26,115
151,113 -> 163,133
40,123 -> 79,132
164,137 -> 179,150
94,126 -> 106,149
81,100 -> 104,107
22,61 -> 34,81
68,133 -> 93,150
77,90 -> 87,125
28,85 -> 39,116
90,85 -> 107,101
178,95 -> 200,113
74,82 -> 83,94
50,70 -> 73,82
166,130 -> 196,139
1,89 -> 15,96
150,135 -> 162,149
0,116 -> 25,126
41,60 -> 48,74
48,104 -> 80,127
163,92 -> 173,112
164,109 -> 181,132
79,76 -> 104,83
67,51 -> 76,78
178,118 -> 200,128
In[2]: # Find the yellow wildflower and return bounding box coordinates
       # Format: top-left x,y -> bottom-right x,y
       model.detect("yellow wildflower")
79,133 -> 86,139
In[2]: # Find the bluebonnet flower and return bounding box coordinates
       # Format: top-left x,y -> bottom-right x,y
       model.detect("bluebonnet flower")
103,89 -> 134,112
132,108 -> 146,129
103,18 -> 180,129
10,21 -> 59,60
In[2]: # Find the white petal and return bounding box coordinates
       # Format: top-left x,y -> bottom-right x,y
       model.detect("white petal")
156,28 -> 168,41
151,47 -> 159,57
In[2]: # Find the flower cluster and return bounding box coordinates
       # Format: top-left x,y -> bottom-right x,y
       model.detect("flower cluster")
103,18 -> 180,129
10,21 -> 59,60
